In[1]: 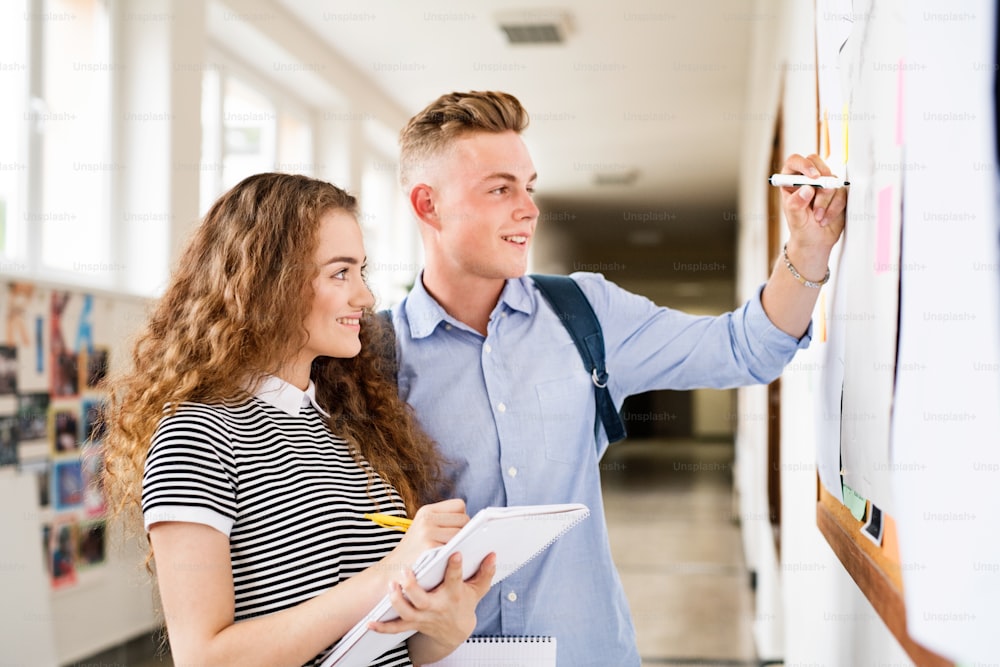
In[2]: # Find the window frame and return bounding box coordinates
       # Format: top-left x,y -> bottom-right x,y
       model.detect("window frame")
199,42 -> 319,216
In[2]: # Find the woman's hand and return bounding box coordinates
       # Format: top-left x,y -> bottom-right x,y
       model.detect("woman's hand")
372,551 -> 498,664
380,499 -> 470,578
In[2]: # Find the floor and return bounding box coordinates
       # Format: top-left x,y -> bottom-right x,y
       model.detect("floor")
601,438 -> 759,667
100,437 -> 759,667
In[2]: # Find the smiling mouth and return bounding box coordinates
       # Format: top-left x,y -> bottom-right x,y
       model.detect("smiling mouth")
337,317 -> 361,326
501,235 -> 528,245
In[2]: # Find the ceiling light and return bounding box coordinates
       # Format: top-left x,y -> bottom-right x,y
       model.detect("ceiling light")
672,282 -> 706,297
626,229 -> 662,246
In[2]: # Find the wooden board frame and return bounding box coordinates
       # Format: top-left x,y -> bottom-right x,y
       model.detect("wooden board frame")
816,481 -> 952,667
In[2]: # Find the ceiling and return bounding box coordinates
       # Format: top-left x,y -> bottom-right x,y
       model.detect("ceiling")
267,0 -> 762,309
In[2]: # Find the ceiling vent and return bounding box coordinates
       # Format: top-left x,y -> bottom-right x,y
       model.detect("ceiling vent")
496,9 -> 571,44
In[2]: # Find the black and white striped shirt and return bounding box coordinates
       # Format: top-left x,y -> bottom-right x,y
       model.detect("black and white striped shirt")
142,376 -> 411,667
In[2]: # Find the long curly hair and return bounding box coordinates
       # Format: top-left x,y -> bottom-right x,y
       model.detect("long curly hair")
101,172 -> 445,539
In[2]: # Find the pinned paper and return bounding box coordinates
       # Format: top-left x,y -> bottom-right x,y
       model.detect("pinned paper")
875,186 -> 893,273
842,103 -> 850,163
881,512 -> 900,565
861,502 -> 884,546
896,59 -> 905,146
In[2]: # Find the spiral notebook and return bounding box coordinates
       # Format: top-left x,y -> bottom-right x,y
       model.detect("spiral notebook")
425,636 -> 557,666
318,503 -> 589,667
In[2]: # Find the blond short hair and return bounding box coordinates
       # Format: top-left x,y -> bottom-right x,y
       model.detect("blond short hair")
398,90 -> 529,187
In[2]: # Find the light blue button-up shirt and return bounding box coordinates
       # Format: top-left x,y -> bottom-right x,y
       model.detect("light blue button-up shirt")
392,272 -> 809,667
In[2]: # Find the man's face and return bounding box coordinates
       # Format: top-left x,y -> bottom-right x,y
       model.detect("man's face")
426,130 -> 540,281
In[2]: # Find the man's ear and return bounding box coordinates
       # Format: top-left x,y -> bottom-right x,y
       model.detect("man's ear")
409,184 -> 441,230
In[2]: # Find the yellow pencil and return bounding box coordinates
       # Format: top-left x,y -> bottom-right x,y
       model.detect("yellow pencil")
364,513 -> 413,532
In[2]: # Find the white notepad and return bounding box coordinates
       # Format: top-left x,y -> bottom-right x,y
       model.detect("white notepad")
319,503 -> 589,667
425,636 -> 557,666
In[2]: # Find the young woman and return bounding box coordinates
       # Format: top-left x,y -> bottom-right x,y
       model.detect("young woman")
102,173 -> 495,667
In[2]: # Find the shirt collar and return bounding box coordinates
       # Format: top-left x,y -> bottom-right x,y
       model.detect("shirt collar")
500,276 -> 534,316
253,375 -> 330,418
404,273 -> 535,339
404,273 -> 453,339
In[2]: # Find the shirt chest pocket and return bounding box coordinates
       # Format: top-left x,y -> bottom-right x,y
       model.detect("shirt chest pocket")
535,376 -> 592,463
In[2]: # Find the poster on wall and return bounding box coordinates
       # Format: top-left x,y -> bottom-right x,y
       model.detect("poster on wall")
76,519 -> 106,568
51,458 -> 84,512
81,444 -> 105,518
49,401 -> 81,457
0,414 -> 17,467
81,346 -> 108,391
21,458 -> 50,508
81,397 -> 105,443
50,291 -> 80,398
6,283 -> 49,394
46,518 -> 78,589
0,345 -> 17,466
0,344 -> 16,415
16,392 -> 49,461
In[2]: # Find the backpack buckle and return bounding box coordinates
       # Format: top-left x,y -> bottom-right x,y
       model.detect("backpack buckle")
591,367 -> 609,389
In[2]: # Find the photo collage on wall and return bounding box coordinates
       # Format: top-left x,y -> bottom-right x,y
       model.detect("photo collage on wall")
2,282 -> 110,589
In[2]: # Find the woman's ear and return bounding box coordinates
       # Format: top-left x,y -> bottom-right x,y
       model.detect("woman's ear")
409,184 -> 441,230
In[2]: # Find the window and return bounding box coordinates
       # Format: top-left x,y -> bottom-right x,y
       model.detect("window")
1,0 -> 113,285
35,0 -> 112,279
277,110 -> 312,174
199,56 -> 315,215
0,0 -> 29,268
361,151 -> 415,306
221,76 -> 276,194
361,120 -> 417,307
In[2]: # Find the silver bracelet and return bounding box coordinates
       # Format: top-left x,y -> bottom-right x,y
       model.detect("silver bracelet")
782,244 -> 830,288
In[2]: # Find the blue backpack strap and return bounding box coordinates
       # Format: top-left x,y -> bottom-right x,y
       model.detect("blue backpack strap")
530,274 -> 628,444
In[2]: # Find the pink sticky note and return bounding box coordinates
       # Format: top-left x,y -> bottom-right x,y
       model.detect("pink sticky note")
876,186 -> 893,273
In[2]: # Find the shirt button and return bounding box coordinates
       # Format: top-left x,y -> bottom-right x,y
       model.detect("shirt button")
507,591 -> 517,602
445,324 -> 452,331
508,466 -> 518,477
484,343 -> 492,354
497,402 -> 507,413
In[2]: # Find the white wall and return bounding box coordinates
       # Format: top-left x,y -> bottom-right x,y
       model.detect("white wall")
733,0 -> 786,658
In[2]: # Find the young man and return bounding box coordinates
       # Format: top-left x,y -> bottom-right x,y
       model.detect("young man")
389,90 -> 846,666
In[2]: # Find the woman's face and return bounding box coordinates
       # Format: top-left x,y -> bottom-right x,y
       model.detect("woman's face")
298,209 -> 375,361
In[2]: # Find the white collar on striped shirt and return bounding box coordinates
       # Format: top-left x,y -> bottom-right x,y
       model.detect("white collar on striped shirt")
253,375 -> 331,418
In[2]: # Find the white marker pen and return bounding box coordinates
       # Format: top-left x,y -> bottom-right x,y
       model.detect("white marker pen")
769,174 -> 850,188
